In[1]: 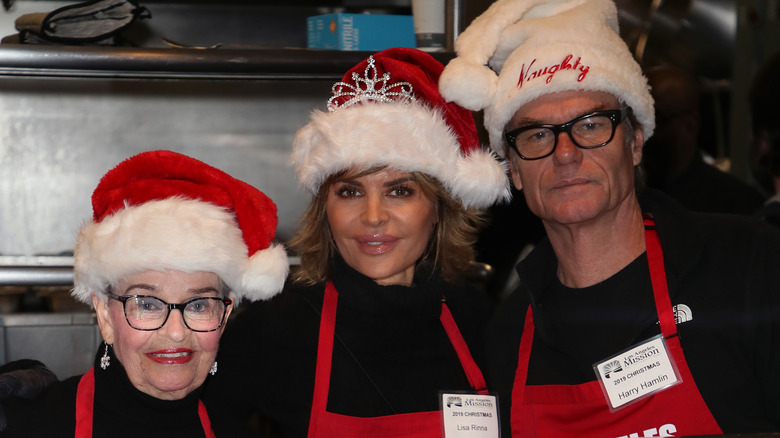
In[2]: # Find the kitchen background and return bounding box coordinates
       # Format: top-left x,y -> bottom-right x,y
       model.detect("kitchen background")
0,0 -> 776,378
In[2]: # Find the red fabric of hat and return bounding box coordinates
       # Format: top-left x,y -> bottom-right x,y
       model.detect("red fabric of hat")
92,150 -> 276,258
331,48 -> 480,159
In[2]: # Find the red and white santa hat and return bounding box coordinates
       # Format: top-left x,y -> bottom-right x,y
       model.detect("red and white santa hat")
439,0 -> 655,157
72,150 -> 288,305
292,47 -> 510,209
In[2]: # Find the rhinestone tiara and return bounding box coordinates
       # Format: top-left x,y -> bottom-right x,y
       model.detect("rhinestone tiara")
327,55 -> 415,112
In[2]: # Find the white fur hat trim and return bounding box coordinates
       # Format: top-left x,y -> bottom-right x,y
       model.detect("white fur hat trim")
292,100 -> 509,209
73,198 -> 288,305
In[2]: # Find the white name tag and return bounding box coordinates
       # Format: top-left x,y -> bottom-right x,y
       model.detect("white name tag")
593,335 -> 682,411
440,393 -> 499,438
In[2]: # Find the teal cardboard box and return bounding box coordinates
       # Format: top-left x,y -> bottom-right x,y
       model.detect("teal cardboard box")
307,14 -> 415,51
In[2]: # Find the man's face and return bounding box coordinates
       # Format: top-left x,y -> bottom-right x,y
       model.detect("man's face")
505,90 -> 643,226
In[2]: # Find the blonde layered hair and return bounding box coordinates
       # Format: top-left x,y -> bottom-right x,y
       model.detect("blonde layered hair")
289,167 -> 484,285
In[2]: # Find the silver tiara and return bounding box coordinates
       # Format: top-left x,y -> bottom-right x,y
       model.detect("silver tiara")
327,55 -> 415,112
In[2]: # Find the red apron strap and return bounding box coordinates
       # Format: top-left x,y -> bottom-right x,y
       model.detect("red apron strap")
510,306 -> 535,415
75,368 -> 95,438
307,281 -> 339,438
197,400 -> 217,438
643,217 -> 677,337
440,303 -> 488,394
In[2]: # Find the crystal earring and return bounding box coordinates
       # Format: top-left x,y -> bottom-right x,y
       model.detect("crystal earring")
100,343 -> 111,370
209,361 -> 218,376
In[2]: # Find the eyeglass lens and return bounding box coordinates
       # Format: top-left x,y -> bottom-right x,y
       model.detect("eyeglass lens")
124,296 -> 227,331
508,111 -> 620,160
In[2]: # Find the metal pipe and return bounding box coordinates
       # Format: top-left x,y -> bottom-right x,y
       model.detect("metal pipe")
445,0 -> 462,51
0,267 -> 74,286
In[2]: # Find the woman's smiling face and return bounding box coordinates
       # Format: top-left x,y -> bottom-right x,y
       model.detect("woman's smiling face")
93,270 -> 231,400
326,168 -> 438,286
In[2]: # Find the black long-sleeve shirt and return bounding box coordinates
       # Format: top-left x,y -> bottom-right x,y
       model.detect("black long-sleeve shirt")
204,257 -> 494,437
485,189 -> 780,436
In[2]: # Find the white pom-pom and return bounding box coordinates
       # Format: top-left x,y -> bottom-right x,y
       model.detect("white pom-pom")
451,148 -> 511,209
440,58 -> 497,111
238,243 -> 289,304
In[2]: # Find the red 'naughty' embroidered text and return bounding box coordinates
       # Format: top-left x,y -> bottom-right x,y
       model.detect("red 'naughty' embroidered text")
517,54 -> 590,88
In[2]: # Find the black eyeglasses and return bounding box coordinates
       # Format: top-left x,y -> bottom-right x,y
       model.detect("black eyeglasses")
107,293 -> 232,332
504,108 -> 628,160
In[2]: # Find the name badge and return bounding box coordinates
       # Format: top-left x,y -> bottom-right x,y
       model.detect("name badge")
593,334 -> 682,411
440,392 -> 499,438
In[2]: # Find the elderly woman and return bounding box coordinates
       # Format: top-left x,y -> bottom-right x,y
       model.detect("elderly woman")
204,48 -> 509,437
0,150 -> 287,437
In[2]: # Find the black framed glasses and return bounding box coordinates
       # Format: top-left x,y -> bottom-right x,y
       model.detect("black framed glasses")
504,108 -> 628,160
107,293 -> 232,332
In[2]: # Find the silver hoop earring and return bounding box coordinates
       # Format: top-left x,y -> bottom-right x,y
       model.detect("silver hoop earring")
209,361 -> 218,376
100,343 -> 111,370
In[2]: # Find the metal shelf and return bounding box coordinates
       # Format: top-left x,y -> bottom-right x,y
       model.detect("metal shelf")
0,257 -> 74,286
0,256 -> 302,286
0,44 -> 454,80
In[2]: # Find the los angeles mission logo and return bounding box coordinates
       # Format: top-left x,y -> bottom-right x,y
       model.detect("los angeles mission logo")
517,54 -> 590,89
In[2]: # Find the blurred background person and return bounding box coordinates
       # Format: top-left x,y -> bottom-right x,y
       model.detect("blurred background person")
204,47 -> 509,438
475,186 -> 544,301
0,150 -> 288,437
643,65 -> 765,214
749,50 -> 780,228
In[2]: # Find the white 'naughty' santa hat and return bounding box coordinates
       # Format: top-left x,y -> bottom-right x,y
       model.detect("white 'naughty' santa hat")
440,0 -> 655,157
72,150 -> 288,305
292,47 -> 509,209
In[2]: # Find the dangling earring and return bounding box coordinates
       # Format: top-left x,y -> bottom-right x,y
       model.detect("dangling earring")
100,343 -> 111,370
209,361 -> 218,376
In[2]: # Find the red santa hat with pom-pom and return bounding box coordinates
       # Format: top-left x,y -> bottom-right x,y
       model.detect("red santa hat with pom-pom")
72,150 -> 288,305
439,0 -> 655,157
292,47 -> 510,209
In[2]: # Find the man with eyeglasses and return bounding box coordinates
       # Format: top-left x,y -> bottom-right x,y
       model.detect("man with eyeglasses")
441,0 -> 780,437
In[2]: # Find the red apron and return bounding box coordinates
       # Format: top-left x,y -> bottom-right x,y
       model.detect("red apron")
510,218 -> 722,438
306,281 -> 489,438
75,367 -> 216,438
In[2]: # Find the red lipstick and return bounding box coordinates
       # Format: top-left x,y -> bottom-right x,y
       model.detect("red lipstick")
146,348 -> 193,365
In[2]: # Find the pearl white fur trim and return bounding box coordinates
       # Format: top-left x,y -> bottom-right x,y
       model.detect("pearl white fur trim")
72,198 -> 287,305
292,100 -> 509,209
